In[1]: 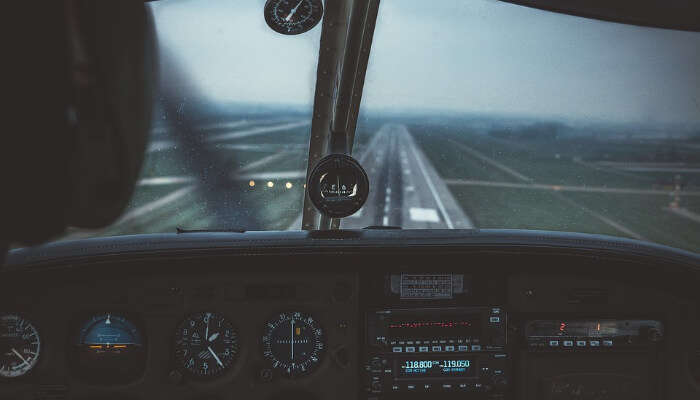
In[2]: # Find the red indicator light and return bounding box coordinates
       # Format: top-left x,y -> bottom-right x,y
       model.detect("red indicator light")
388,321 -> 471,329
559,322 -> 566,332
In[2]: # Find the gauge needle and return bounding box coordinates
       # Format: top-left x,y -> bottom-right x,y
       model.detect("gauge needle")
11,348 -> 29,366
285,0 -> 304,21
290,319 -> 294,360
205,316 -> 209,343
208,332 -> 219,342
207,346 -> 224,367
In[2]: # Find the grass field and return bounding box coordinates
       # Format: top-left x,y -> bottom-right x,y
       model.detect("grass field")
403,117 -> 700,252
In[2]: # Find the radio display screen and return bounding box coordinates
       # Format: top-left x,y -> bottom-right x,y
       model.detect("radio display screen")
398,357 -> 476,378
386,314 -> 481,340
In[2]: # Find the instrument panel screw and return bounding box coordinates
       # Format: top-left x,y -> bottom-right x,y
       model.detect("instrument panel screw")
259,368 -> 273,382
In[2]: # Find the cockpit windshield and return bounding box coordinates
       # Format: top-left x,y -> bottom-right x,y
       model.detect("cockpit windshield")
62,0 -> 700,253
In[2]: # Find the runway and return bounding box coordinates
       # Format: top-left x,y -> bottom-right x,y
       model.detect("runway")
341,124 -> 473,229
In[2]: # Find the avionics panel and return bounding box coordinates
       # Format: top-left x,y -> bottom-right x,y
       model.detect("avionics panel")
365,307 -> 508,396
367,307 -> 505,352
525,319 -> 664,351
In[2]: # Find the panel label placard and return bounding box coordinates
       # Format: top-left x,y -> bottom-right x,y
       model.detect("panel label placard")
399,274 -> 457,299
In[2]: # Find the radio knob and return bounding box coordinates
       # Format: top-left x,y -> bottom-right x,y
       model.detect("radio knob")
646,327 -> 663,343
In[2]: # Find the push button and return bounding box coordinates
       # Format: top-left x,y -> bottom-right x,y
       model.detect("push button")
471,345 -> 481,351
458,345 -> 469,352
432,346 -> 442,352
419,346 -> 429,352
392,347 -> 403,353
563,340 -> 574,347
576,340 -> 586,347
405,346 -> 416,352
590,340 -> 600,347
548,340 -> 559,347
445,345 -> 455,352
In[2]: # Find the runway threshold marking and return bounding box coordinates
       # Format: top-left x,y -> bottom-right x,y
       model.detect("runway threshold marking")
409,207 -> 440,223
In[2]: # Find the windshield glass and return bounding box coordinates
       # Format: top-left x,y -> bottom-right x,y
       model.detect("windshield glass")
63,0 -> 319,240
61,0 -> 699,253
345,0 -> 700,253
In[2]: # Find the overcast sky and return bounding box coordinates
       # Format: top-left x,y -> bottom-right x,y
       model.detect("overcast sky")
150,0 -> 700,125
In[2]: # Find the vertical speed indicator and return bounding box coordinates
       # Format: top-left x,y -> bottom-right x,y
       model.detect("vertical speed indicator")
262,311 -> 325,378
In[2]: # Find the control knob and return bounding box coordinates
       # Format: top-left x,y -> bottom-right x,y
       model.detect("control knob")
641,326 -> 663,343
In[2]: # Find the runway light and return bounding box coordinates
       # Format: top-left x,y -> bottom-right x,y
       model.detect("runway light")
285,182 -> 293,189
249,180 -> 255,187
267,181 -> 274,188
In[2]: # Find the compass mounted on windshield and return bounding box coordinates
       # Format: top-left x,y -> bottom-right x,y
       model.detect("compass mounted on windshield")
307,154 -> 369,218
264,0 -> 324,35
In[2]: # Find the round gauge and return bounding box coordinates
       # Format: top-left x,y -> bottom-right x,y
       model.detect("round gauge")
72,313 -> 146,383
264,0 -> 324,35
262,311 -> 324,377
174,312 -> 239,378
307,154 -> 369,218
0,314 -> 40,379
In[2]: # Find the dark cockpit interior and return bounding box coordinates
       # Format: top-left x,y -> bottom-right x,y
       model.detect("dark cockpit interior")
2,1 -> 699,400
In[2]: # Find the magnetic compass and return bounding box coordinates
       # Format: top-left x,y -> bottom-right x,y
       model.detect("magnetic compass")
264,0 -> 324,35
307,154 -> 369,218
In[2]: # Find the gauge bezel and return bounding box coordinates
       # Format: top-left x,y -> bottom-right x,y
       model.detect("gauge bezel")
264,0 -> 324,35
307,153 -> 370,218
0,312 -> 43,381
261,310 -> 326,379
172,310 -> 240,380
67,311 -> 147,385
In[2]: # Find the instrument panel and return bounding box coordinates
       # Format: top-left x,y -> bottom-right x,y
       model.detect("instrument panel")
0,239 -> 698,400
